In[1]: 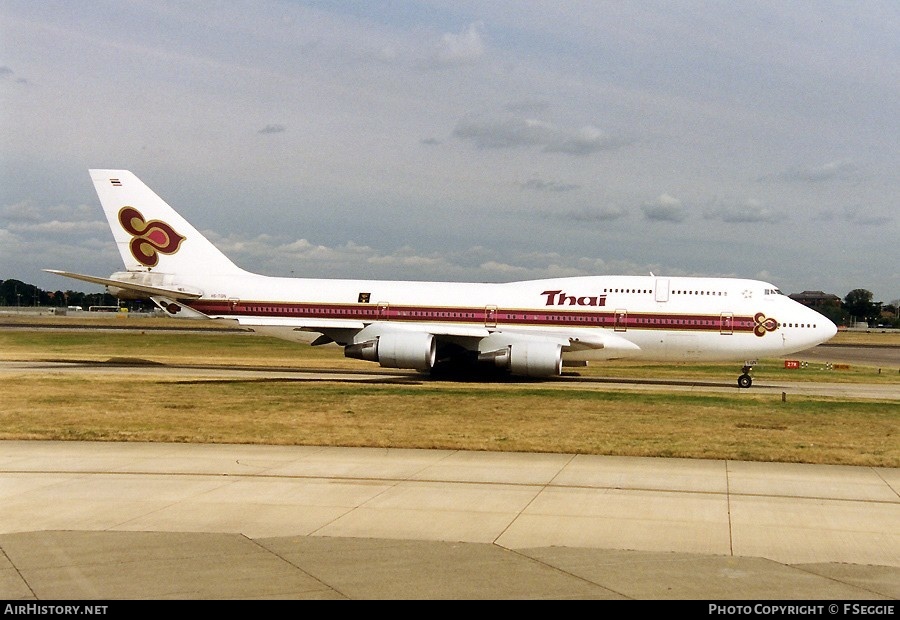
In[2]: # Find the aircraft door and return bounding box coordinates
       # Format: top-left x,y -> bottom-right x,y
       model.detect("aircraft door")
485,305 -> 497,328
655,278 -> 670,302
615,309 -> 627,332
378,303 -> 390,319
720,313 -> 734,335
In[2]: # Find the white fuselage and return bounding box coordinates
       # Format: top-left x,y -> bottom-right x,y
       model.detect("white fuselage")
178,271 -> 836,364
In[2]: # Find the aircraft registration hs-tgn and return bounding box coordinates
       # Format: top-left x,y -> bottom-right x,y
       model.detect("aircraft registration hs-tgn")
48,170 -> 837,387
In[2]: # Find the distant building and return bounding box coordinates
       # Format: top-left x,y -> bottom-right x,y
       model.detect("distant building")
788,291 -> 841,309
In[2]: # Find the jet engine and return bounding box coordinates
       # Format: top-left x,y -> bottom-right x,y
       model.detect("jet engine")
344,331 -> 436,372
490,341 -> 563,377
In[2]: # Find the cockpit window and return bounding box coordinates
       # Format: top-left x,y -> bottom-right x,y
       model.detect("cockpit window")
764,288 -> 783,295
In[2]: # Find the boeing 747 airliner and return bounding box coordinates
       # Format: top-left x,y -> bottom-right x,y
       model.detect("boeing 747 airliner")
48,170 -> 837,386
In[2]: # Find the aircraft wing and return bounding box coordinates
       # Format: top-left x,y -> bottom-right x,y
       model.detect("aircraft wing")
563,329 -> 641,353
208,314 -> 638,356
476,326 -> 641,354
195,312 -> 638,357
224,317 -> 492,339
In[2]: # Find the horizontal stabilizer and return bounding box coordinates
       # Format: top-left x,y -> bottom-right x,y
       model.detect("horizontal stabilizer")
44,269 -> 203,299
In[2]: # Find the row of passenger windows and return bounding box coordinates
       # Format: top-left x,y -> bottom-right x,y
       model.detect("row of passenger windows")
244,306 -> 378,315
242,306 -> 470,316
405,311 -> 476,318
602,288 -> 728,296
672,290 -> 727,296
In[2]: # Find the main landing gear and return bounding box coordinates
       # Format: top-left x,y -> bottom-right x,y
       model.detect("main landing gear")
737,365 -> 753,389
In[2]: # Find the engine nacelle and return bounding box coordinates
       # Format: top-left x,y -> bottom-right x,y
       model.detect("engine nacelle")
344,332 -> 436,372
493,341 -> 563,377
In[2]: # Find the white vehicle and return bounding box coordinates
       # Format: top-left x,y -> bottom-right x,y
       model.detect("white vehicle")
48,170 -> 838,386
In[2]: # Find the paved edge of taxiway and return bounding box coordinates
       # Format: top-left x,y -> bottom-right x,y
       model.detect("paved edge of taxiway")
0,441 -> 898,600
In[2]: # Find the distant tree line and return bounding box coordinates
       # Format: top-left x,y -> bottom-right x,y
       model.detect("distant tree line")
1,277 -> 897,327
834,288 -> 898,328
0,279 -> 154,312
790,288 -> 899,328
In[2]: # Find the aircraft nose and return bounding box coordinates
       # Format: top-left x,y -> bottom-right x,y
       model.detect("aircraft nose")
821,316 -> 838,341
811,312 -> 838,344
790,303 -> 838,348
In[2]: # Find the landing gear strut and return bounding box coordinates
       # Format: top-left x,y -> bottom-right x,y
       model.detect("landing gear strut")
737,365 -> 753,388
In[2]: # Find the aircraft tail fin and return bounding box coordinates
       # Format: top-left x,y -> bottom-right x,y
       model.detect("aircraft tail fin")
89,169 -> 246,278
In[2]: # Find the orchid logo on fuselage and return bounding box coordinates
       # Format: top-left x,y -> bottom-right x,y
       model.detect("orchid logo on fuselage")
753,312 -> 778,337
118,206 -> 185,268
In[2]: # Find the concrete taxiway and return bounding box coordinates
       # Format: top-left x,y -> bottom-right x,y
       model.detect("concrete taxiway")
1,441 -> 898,600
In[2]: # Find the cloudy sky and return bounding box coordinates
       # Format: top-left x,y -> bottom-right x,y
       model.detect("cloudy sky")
1,1 -> 898,303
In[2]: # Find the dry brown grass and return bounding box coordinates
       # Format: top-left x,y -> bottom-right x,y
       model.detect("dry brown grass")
2,371 -> 897,465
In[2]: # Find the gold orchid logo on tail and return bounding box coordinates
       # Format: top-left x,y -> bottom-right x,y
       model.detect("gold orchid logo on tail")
118,206 -> 185,267
753,312 -> 778,337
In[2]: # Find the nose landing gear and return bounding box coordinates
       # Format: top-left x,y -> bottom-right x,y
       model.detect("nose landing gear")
737,364 -> 753,388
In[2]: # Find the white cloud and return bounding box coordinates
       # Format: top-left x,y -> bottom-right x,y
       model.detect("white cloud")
704,199 -> 779,224
842,208 -> 892,226
453,114 -> 624,155
520,178 -> 580,192
560,206 -> 628,222
544,125 -> 624,156
760,160 -> 861,183
7,220 -> 106,234
453,115 -> 557,149
430,23 -> 485,67
641,194 -> 687,222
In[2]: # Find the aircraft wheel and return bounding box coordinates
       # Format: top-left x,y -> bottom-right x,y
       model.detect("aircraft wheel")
737,374 -> 752,389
